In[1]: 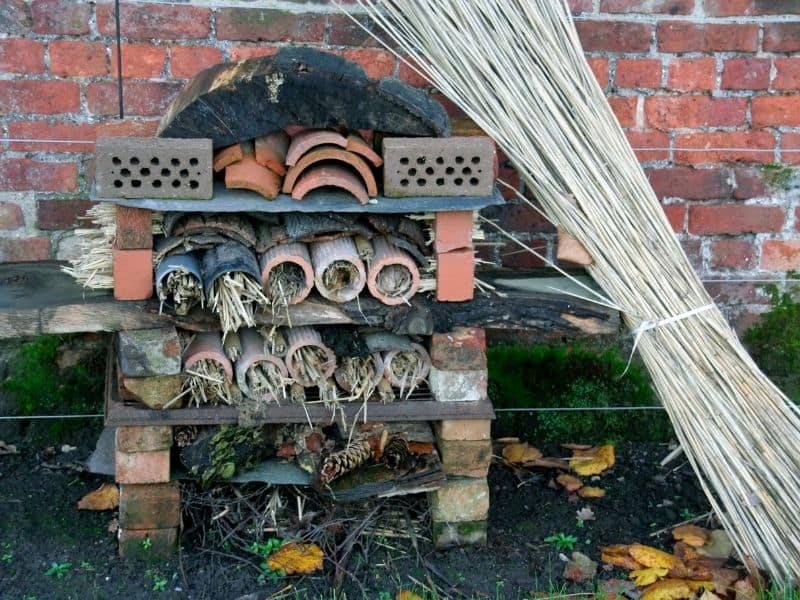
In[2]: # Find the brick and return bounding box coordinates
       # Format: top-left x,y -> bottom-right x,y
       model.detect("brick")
0,159 -> 78,192
431,327 -> 487,371
0,81 -> 79,114
575,21 -> 652,52
711,240 -> 756,270
753,0 -> 800,14
626,130 -> 670,162
87,81 -> 183,117
435,419 -> 492,442
429,367 -> 488,403
614,58 -> 661,89
228,46 -> 280,62
36,199 -> 94,230
657,22 -> 758,52
0,39 -> 45,74
429,478 -> 489,522
752,97 -> 800,128
8,120 -> 158,153
646,167 -> 732,200
705,282 -> 762,306
326,14 -> 383,47
764,24 -> 800,52
556,229 -> 593,266
97,2 -> 210,40
667,58 -> 716,91
438,439 -> 492,478
587,57 -> 610,89
486,200 -> 555,234
436,249 -> 475,302
0,0 -> 31,35
681,239 -> 702,271
119,482 -> 180,530
0,238 -> 51,263
122,375 -> 183,409
703,0 -> 754,16
674,132 -> 774,165
116,426 -> 173,453
434,211 -> 474,253
31,0 -> 90,34
113,249 -> 154,301
500,239 -> 548,268
0,202 -> 24,230
569,0 -> 593,13
662,203 -> 685,232
118,527 -> 177,559
49,40 -> 108,77
170,46 -> 222,79
601,0 -> 694,12
112,44 -> 166,78
338,48 -> 395,79
117,327 -> 181,378
216,9 -> 325,42
721,58 -> 770,90
688,205 -> 784,235
608,96 -> 637,128
115,449 -> 170,484
773,59 -> 800,91
781,133 -> 800,165
732,167 -> 767,200
114,206 -> 153,250
762,241 -> 800,271
432,520 -> 487,549
645,97 -> 746,129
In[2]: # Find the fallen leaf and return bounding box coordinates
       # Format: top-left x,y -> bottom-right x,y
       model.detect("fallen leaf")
733,577 -> 758,600
631,567 -> 670,586
687,581 -> 714,593
266,542 -> 324,575
600,579 -> 638,598
521,446 -> 544,463
531,457 -> 571,470
570,444 -> 615,475
396,591 -> 423,600
562,443 -> 594,450
697,530 -> 733,560
601,545 -> 644,571
502,442 -> 530,463
672,524 -> 710,548
711,568 -> 741,596
107,517 -> 119,534
640,578 -> 692,600
577,486 -> 606,498
0,441 -> 18,455
629,544 -> 681,569
563,551 -> 598,583
699,590 -> 724,600
596,444 -> 615,468
556,473 -> 583,492
576,507 -> 596,521
673,541 -> 701,562
77,483 -> 119,511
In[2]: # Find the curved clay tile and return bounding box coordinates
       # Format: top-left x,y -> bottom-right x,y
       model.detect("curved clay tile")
225,154 -> 282,199
291,164 -> 370,205
254,130 -> 290,176
346,134 -> 383,167
213,142 -> 243,172
285,129 -> 348,166
282,145 -> 377,196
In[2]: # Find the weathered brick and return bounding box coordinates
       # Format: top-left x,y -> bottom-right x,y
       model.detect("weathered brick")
601,0 -> 694,12
438,439 -> 492,478
0,0 -> 31,35
431,327 -> 487,371
703,0 -> 754,16
705,281 -> 762,306
753,0 -> 800,14
752,97 -> 800,128
228,46 -> 280,63
117,327 -> 181,378
31,0 -> 90,34
112,43 -> 166,78
764,23 -> 800,52
429,367 -> 488,403
711,240 -> 756,270
8,120 -> 157,153
626,130 -> 669,163
761,241 -> 800,271
114,206 -> 153,250
646,167 -> 732,200
688,205 -> 784,235
436,249 -> 474,302
97,2 -> 210,40
0,202 -> 24,230
500,239 -> 548,269
657,22 -> 758,52
614,58 -> 661,89
607,96 -> 638,128
587,57 -> 610,89
326,14 -> 383,47
118,527 -> 177,558
0,159 -> 78,192
773,58 -> 800,91
432,520 -> 487,549
435,419 -> 492,442
338,48 -> 395,79
0,81 -> 80,114
434,211 -> 474,253
429,478 -> 489,522
662,203 -> 686,233
0,39 -> 45,74
115,449 -> 170,484
49,40 -> 108,77
732,167 -> 767,200
113,249 -> 154,301
721,58 -> 770,90
681,239 -> 703,271
568,0 -> 593,13
87,81 -> 183,117
645,97 -> 746,129
216,9 -> 325,42
667,58 -> 716,91
122,375 -> 183,409
781,133 -> 800,165
170,46 -> 222,79
674,132 -> 774,165
36,199 -> 94,230
575,21 -> 652,52
119,482 -> 180,530
116,426 -> 173,453
0,237 -> 51,262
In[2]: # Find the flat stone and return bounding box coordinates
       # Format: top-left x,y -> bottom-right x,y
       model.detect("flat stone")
428,367 -> 488,402
432,520 -> 487,549
122,375 -> 183,409
117,327 -> 181,377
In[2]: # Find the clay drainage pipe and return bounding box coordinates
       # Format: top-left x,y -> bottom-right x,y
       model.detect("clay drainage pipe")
310,237 -> 367,303
284,326 -> 336,388
155,252 -> 204,316
383,342 -> 431,399
182,331 -> 235,407
259,242 -> 315,316
235,328 -> 289,404
366,236 -> 420,306
334,352 -> 385,401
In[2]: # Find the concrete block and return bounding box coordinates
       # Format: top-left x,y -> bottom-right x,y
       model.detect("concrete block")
430,327 -> 486,371
429,478 -> 489,522
115,449 -> 170,484
429,367 -> 488,402
116,426 -> 173,453
432,520 -> 487,549
119,482 -> 180,530
435,419 -> 492,441
122,375 -> 183,409
118,527 -> 178,559
438,439 -> 492,478
117,327 -> 181,378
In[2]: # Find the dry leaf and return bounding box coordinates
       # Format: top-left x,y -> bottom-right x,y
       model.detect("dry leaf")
521,446 -> 544,463
562,443 -> 593,450
711,568 -> 741,596
674,541 -> 701,562
502,442 -> 529,463
697,530 -> 733,560
577,486 -> 606,498
596,444 -> 615,468
556,473 -> 583,492
570,444 -> 615,475
531,457 -> 571,470
0,441 -> 18,455
630,567 -> 670,586
640,578 -> 692,600
698,590 -> 724,600
266,542 -> 324,575
672,524 -> 710,547
687,580 -> 714,593
601,545 -> 644,571
733,577 -> 758,600
77,483 -> 119,511
396,591 -> 423,600
629,544 -> 682,569
576,507 -> 596,521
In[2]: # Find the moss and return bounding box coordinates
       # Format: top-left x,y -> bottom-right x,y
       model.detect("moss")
761,163 -> 797,191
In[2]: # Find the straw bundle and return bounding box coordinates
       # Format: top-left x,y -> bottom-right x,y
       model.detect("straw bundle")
354,0 -> 800,582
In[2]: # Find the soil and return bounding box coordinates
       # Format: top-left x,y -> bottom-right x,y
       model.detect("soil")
0,430 -> 713,600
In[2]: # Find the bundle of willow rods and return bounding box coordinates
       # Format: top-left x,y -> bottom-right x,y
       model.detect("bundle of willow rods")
354,0 -> 800,582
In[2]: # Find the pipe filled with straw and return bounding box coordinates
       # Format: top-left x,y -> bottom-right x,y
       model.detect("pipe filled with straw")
284,326 -> 337,388
334,352 -> 384,401
310,237 -> 367,303
235,327 -> 290,404
155,253 -> 204,316
382,342 -> 431,400
259,242 -> 315,321
182,332 -> 235,407
365,236 -> 420,305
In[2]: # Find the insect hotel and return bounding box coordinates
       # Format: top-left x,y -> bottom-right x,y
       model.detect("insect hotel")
0,48 -> 616,558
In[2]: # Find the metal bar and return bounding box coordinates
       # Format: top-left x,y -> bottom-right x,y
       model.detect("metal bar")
115,0 -> 124,119
494,406 -> 666,413
0,414 -> 103,420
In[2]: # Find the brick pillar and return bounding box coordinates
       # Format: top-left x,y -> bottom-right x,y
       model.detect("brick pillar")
428,327 -> 492,548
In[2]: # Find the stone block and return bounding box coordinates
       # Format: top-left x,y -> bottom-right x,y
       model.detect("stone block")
429,478 -> 489,522
114,205 -> 152,250
434,210 -> 474,253
436,248 -> 474,302
438,439 -> 492,478
432,520 -> 487,549
435,419 -> 492,441
430,327 -> 486,371
119,482 -> 180,530
429,367 -> 487,402
116,426 -> 173,453
113,248 -> 153,300
118,527 -> 178,559
122,375 -> 183,409
115,449 -> 170,484
117,327 -> 181,378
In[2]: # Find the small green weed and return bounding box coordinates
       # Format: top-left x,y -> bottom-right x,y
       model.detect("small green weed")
44,561 -> 72,579
141,537 -> 153,551
250,537 -> 284,582
543,532 -> 578,551
1,552 -> 12,564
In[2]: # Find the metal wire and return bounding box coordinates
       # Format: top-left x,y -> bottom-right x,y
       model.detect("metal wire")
494,405 -> 665,413
0,414 -> 104,421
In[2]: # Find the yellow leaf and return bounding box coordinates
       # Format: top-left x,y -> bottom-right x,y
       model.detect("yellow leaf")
629,544 -> 681,569
77,483 -> 119,511
502,442 -> 529,463
601,545 -> 644,571
570,444 -> 615,475
687,581 -> 714,593
556,473 -> 583,492
640,579 -> 693,600
672,524 -> 710,548
396,591 -> 423,600
521,446 -> 543,463
577,486 -> 606,498
266,542 -> 324,575
596,444 -> 615,468
631,567 -> 670,587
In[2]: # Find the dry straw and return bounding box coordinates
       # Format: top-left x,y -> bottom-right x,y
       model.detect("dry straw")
353,0 -> 800,582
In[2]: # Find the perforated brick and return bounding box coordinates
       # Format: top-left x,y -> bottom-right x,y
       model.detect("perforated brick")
383,136 -> 496,197
95,137 -> 213,199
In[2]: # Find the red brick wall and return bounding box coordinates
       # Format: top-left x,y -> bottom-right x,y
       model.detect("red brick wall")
0,0 -> 798,326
